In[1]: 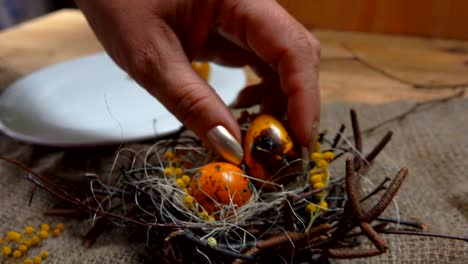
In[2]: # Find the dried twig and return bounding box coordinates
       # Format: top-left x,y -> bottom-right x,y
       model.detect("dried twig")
164,230 -> 255,262
331,124 -> 346,148
345,158 -> 362,218
361,168 -> 408,223
379,229 -> 468,242
233,224 -> 333,264
83,217 -> 107,248
359,222 -> 388,252
364,131 -> 393,164
324,247 -> 382,259
360,177 -> 390,203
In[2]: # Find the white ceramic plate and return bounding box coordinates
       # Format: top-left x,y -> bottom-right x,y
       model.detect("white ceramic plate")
0,53 -> 246,146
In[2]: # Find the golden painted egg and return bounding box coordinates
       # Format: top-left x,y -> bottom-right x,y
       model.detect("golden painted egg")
243,114 -> 300,190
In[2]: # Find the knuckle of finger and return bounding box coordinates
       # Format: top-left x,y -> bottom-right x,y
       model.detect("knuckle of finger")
173,83 -> 212,126
309,34 -> 321,59
297,32 -> 321,72
125,45 -> 163,87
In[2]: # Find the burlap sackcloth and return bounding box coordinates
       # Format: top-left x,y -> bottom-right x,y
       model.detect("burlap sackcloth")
0,98 -> 467,263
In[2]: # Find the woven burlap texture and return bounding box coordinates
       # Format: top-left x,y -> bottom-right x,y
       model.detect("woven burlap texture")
1,98 -> 467,263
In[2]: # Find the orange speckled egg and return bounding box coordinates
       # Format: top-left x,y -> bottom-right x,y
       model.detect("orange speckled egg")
189,162 -> 252,215
243,114 -> 300,189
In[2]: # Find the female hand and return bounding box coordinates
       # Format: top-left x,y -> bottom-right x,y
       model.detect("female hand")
76,0 -> 320,164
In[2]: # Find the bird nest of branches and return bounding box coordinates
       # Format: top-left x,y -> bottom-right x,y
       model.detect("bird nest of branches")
2,109 -> 464,264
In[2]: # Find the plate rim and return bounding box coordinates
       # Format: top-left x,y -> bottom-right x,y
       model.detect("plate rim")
0,52 -> 246,147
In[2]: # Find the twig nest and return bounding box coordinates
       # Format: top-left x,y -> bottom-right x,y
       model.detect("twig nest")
243,114 -> 301,190
189,162 -> 252,216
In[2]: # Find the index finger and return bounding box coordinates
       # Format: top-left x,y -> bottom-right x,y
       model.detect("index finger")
218,0 -> 321,148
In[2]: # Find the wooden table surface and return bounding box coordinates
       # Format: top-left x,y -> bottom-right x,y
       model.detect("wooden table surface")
0,11 -> 467,264
1,9 -> 467,103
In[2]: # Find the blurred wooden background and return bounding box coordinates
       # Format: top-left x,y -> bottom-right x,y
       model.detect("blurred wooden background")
278,0 -> 468,40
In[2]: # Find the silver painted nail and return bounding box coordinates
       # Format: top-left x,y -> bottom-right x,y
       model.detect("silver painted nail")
206,125 -> 244,165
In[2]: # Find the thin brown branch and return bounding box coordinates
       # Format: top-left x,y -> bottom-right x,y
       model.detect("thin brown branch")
83,217 -> 108,248
332,124 -> 346,148
379,229 -> 468,242
359,177 -> 390,203
359,222 -> 388,252
292,184 -> 338,202
163,230 -> 254,262
324,247 -> 383,259
376,217 -> 427,230
350,109 -> 364,171
0,157 -> 83,207
44,208 -> 85,218
350,109 -> 362,153
364,131 -> 393,163
260,224 -> 333,250
345,158 -> 362,218
233,224 -> 333,263
361,167 -> 409,222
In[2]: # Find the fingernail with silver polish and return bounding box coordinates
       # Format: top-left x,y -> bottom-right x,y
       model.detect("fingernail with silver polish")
206,125 -> 244,165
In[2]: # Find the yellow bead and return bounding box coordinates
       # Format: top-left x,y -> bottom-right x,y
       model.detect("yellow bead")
313,182 -> 325,190
181,175 -> 191,184
323,151 -> 335,161
19,244 -> 28,253
39,250 -> 49,259
163,150 -> 174,160
309,168 -> 319,175
310,152 -> 323,162
31,236 -> 40,245
0,237 -> 3,245
306,203 -> 317,213
164,166 -> 175,176
176,178 -> 185,188
313,142 -> 321,152
174,168 -> 184,177
184,195 -> 194,206
309,173 -> 323,185
317,160 -> 329,169
24,226 -> 35,235
199,211 -> 209,220
52,229 -> 61,237
319,200 -> 328,211
207,216 -> 216,222
2,246 -> 12,256
40,224 -> 50,232
33,256 -> 42,264
38,230 -> 48,240
22,239 -> 32,247
13,249 -> 22,258
6,231 -> 22,242
24,258 -> 33,264
56,223 -> 65,231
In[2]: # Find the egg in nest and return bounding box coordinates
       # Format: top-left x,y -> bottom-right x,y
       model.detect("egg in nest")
243,114 -> 301,190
